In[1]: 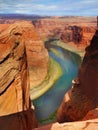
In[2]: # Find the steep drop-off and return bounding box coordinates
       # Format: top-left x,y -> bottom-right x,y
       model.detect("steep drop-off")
0,21 -> 41,129
0,21 -> 49,89
57,29 -> 98,123
33,30 -> 98,130
33,17 -> 96,51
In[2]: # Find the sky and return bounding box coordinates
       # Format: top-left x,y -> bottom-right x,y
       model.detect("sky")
0,0 -> 98,16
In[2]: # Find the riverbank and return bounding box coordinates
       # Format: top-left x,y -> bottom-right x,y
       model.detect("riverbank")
57,41 -> 85,58
30,57 -> 63,100
45,39 -> 85,58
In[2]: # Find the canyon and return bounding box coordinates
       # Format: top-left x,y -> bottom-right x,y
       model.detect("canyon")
0,16 -> 96,51
33,29 -> 98,130
33,17 -> 98,129
0,16 -> 98,130
33,16 -> 96,51
56,30 -> 98,128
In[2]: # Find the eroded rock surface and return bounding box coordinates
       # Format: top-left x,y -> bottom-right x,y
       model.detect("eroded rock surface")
60,26 -> 95,46
33,17 -> 96,50
33,119 -> 98,130
57,30 -> 98,123
0,21 -> 41,129
0,21 -> 49,88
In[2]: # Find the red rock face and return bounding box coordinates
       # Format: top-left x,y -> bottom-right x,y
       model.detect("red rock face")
17,22 -> 49,88
0,22 -> 39,130
61,26 -> 95,43
0,21 -> 49,130
33,17 -> 96,50
33,119 -> 98,130
33,19 -> 63,39
78,30 -> 98,100
57,30 -> 98,123
83,107 -> 98,120
0,21 -> 49,88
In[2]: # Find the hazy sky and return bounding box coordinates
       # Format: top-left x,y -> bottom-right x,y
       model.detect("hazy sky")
0,0 -> 98,16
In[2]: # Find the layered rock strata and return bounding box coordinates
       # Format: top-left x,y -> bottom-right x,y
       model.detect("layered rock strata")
0,21 -> 49,88
0,22 -> 44,130
60,26 -> 95,46
33,17 -> 96,50
57,30 -> 98,123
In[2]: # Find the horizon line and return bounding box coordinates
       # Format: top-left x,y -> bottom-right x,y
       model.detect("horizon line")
0,13 -> 97,17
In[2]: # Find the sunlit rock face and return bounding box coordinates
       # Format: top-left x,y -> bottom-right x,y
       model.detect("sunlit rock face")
19,22 -> 49,88
33,119 -> 98,130
0,21 -> 49,128
57,30 -> 98,123
33,17 -> 96,50
0,21 -> 49,89
0,21 -> 42,129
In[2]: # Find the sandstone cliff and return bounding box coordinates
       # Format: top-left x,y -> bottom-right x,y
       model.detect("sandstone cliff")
32,29 -> 98,130
33,17 -> 96,50
57,30 -> 98,123
33,118 -> 98,130
0,21 -> 42,129
60,26 -> 95,47
0,21 -> 49,89
0,17 -> 96,51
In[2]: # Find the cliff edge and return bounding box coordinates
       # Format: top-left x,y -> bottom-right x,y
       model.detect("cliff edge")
57,29 -> 98,123
33,29 -> 98,130
0,21 -> 49,89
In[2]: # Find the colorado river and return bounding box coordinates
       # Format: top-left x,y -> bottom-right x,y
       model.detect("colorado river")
33,44 -> 81,124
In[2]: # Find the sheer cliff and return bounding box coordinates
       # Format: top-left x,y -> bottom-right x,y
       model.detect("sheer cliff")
33,29 -> 98,130
33,17 -> 96,50
0,21 -> 49,89
57,30 -> 98,123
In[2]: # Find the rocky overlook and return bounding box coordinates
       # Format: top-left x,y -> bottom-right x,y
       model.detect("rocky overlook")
34,119 -> 98,130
